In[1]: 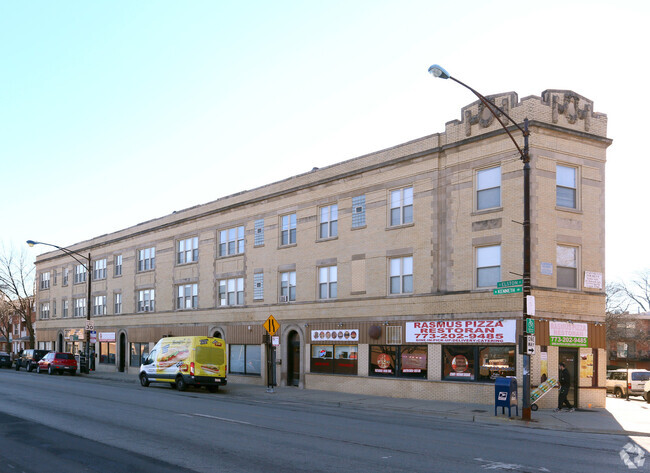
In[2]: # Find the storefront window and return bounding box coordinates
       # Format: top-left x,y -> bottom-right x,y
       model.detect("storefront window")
443,345 -> 516,381
99,342 -> 116,364
311,345 -> 358,375
229,344 -> 261,375
370,345 -> 427,379
65,341 -> 81,354
130,342 -> 149,367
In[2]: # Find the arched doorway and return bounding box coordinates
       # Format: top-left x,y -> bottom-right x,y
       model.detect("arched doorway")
119,333 -> 126,372
212,330 -> 223,339
287,331 -> 300,387
58,333 -> 64,352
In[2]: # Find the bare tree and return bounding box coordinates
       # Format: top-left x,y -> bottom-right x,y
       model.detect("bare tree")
618,269 -> 650,313
0,246 -> 35,349
0,296 -> 13,351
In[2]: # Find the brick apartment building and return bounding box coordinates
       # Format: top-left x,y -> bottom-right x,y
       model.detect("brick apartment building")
32,89 -> 611,407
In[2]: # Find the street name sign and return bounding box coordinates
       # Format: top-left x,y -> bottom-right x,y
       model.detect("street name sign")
493,287 -> 523,295
497,279 -> 523,288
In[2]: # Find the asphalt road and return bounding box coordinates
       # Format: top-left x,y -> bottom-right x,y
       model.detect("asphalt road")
0,369 -> 646,473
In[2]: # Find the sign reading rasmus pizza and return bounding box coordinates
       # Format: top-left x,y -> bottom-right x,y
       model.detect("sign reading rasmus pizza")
406,320 -> 516,344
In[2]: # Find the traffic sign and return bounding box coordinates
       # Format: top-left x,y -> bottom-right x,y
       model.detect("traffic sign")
264,315 -> 280,336
525,318 -> 535,334
526,335 -> 536,355
85,320 -> 95,331
497,279 -> 523,288
493,287 -> 523,295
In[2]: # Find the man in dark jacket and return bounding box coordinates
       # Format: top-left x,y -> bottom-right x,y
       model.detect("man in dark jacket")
555,362 -> 574,412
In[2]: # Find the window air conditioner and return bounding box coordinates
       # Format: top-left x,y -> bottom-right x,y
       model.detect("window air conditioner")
279,295 -> 289,303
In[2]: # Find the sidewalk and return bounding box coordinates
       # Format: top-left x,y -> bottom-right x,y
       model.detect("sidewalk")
86,371 -> 650,437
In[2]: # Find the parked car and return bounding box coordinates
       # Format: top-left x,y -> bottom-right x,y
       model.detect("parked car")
644,380 -> 650,403
0,352 -> 12,369
36,352 -> 77,375
606,369 -> 650,398
14,349 -> 50,372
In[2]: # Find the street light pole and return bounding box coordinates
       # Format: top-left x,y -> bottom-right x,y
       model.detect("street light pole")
428,65 -> 533,420
27,240 -> 92,373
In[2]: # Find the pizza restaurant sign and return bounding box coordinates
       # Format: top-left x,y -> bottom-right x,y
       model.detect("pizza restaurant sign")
549,322 -> 588,347
406,320 -> 516,344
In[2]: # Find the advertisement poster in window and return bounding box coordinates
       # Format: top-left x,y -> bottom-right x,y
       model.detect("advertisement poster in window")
406,320 -> 516,344
580,353 -> 593,379
451,354 -> 471,377
311,329 -> 358,342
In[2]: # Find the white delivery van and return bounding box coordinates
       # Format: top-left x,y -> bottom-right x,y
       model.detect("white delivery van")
139,336 -> 227,392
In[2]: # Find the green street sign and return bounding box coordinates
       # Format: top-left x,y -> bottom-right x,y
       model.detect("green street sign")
526,318 -> 535,334
493,286 -> 523,295
497,279 -> 523,288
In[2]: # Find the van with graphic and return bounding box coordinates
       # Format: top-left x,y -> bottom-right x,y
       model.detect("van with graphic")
139,336 -> 227,392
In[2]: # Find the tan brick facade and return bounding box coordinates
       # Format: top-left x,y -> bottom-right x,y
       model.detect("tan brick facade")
33,90 -> 610,407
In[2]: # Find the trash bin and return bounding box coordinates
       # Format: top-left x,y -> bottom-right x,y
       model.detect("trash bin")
494,377 -> 518,417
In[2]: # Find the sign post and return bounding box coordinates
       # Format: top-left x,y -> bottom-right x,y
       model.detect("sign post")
263,315 -> 280,392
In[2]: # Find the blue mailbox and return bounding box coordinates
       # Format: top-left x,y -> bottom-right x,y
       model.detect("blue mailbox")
494,377 -> 518,417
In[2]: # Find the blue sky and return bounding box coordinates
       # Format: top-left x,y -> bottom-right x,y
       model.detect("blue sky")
1,0 -> 648,284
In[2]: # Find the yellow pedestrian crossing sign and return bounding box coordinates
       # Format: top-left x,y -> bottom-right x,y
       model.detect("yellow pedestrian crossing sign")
264,315 -> 280,336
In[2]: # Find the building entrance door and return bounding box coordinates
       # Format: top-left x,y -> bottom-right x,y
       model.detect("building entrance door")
287,331 -> 300,387
119,333 -> 126,372
559,348 -> 578,407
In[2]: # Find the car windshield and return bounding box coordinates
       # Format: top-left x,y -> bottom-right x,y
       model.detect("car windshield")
631,372 -> 650,381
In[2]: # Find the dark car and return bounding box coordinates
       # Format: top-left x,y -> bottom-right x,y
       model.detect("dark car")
0,352 -> 11,369
15,349 -> 50,372
37,352 -> 77,375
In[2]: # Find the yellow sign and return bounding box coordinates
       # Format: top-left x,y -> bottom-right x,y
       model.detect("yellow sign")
264,315 -> 280,335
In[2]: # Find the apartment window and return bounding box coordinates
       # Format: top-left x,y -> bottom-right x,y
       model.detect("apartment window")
177,237 -> 199,264
254,219 -> 265,246
557,245 -> 578,289
114,255 -> 122,277
93,296 -> 106,316
137,247 -> 155,272
280,214 -> 297,246
253,273 -> 264,300
63,268 -> 69,286
477,166 -> 501,210
137,289 -> 155,312
53,300 -> 56,317
319,205 -> 338,239
177,283 -> 198,309
389,256 -> 413,294
218,278 -> 244,306
319,266 -> 337,299
73,298 -> 86,317
352,195 -> 366,228
557,165 -> 577,209
280,271 -> 296,302
62,299 -> 68,318
114,293 -> 122,314
477,245 -> 501,288
52,270 -> 57,286
229,345 -> 262,375
74,264 -> 87,284
94,259 -> 107,280
40,272 -> 50,290
219,227 -> 244,257
390,187 -> 413,226
40,302 -> 50,320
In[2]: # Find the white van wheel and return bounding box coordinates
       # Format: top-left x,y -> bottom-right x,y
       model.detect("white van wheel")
139,373 -> 149,387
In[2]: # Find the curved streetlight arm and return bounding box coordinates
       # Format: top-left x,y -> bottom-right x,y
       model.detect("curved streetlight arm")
26,240 -> 90,270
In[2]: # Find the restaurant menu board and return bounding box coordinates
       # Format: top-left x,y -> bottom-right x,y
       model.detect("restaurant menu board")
311,329 -> 359,342
406,320 -> 516,344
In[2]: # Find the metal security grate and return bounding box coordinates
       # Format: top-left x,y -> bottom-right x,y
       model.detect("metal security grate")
386,326 -> 402,344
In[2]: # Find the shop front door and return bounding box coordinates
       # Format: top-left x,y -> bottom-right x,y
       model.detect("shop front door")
287,331 -> 300,387
559,348 -> 578,407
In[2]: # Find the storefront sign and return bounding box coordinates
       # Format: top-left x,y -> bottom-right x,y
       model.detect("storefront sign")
64,328 -> 85,341
311,329 -> 358,342
549,322 -> 588,347
406,320 -> 516,344
98,332 -> 116,343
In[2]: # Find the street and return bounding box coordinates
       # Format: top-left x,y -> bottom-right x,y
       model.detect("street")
0,369 -> 647,473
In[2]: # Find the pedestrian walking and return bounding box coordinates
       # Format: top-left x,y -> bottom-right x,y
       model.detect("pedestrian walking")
555,362 -> 574,412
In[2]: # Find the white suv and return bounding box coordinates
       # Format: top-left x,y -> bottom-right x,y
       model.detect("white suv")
644,380 -> 650,403
606,369 -> 650,398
